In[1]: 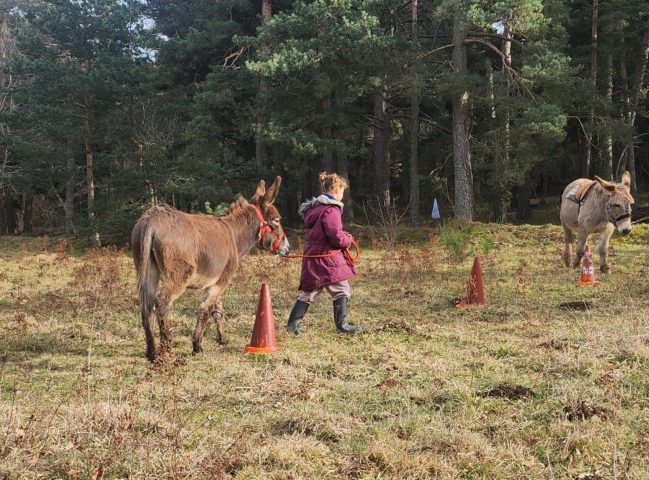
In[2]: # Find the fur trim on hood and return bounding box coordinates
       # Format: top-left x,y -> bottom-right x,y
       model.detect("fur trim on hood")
298,194 -> 344,219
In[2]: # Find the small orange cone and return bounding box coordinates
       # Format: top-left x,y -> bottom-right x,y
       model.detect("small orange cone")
577,245 -> 597,286
244,283 -> 280,354
456,256 -> 485,308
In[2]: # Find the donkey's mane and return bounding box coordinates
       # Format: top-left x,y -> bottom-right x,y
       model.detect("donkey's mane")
592,181 -> 634,204
216,196 -> 253,219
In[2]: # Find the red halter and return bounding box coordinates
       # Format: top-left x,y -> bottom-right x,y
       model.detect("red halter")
251,204 -> 285,254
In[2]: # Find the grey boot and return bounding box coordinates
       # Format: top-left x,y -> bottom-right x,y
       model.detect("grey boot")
333,297 -> 361,334
286,300 -> 309,334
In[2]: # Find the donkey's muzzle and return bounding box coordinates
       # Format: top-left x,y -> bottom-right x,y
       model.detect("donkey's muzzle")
620,228 -> 631,236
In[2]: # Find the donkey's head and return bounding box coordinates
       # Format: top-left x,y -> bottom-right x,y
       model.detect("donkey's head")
250,176 -> 290,256
595,171 -> 634,235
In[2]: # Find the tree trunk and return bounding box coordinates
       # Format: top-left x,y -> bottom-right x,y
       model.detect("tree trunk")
372,85 -> 390,207
5,188 -> 15,234
409,0 -> 420,226
255,0 -> 272,171
516,176 -> 533,222
604,52 -> 614,179
322,96 -> 333,173
625,20 -> 649,192
334,85 -> 353,223
493,26 -> 512,223
619,57 -> 629,176
64,139 -> 76,235
14,192 -> 24,234
84,115 -> 95,221
452,9 -> 473,221
0,184 -> 6,234
23,190 -> 33,234
582,0 -> 597,178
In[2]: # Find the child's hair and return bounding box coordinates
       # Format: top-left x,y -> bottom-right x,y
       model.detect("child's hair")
319,171 -> 348,193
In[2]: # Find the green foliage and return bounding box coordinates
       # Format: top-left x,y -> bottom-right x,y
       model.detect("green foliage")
478,234 -> 495,257
439,221 -> 476,263
2,0 -> 649,237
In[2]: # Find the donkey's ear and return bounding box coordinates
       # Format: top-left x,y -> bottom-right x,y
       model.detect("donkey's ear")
594,176 -> 616,192
263,176 -> 282,205
251,180 -> 266,203
621,171 -> 632,192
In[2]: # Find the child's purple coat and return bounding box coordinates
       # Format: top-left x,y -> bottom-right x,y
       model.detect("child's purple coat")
299,200 -> 357,291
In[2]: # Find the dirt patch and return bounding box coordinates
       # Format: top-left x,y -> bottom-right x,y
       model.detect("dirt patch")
559,300 -> 593,311
375,318 -> 415,334
538,338 -> 580,350
574,472 -> 604,480
271,419 -> 340,443
481,384 -> 535,400
564,401 -> 611,421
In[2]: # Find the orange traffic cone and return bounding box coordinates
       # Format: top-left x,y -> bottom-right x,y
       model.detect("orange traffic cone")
577,245 -> 597,286
456,256 -> 485,308
244,284 -> 280,354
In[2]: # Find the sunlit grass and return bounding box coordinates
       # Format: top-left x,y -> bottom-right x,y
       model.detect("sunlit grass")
1,224 -> 648,478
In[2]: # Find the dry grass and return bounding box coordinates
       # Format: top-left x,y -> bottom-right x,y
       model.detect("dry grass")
1,224 -> 648,479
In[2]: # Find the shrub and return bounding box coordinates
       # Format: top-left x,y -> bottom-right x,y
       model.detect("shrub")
439,221 -> 475,263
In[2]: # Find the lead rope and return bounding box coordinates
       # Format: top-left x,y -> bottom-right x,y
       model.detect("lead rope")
282,238 -> 360,266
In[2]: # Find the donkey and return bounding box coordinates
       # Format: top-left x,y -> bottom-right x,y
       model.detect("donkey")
560,171 -> 634,273
131,177 -> 290,362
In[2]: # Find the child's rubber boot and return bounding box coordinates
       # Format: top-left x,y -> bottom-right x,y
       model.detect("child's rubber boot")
333,297 -> 361,334
286,300 -> 309,334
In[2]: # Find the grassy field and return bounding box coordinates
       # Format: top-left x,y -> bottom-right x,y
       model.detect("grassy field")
1,223 -> 648,479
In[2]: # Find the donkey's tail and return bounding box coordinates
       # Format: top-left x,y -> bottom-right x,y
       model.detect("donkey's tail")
137,222 -> 156,314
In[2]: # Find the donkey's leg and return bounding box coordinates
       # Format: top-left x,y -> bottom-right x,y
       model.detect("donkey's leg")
192,286 -> 225,353
192,261 -> 237,353
155,276 -> 190,359
573,232 -> 588,268
142,267 -> 159,362
598,226 -> 614,273
142,307 -> 157,362
562,225 -> 575,267
211,297 -> 227,345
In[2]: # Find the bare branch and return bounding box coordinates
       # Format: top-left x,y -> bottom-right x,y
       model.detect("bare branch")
221,46 -> 248,68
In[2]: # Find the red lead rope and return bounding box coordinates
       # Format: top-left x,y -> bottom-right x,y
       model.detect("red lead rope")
282,238 -> 360,266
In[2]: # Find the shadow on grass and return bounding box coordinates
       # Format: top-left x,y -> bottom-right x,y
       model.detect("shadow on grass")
0,332 -> 125,362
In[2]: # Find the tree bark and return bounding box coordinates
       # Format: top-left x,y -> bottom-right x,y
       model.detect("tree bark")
516,175 -> 533,222
372,85 -> 390,207
322,96 -> 333,172
619,56 -> 629,176
255,0 -> 272,171
5,188 -> 15,234
604,52 -> 613,179
0,184 -> 6,235
582,0 -> 597,178
452,9 -> 473,221
84,113 -> 95,221
334,85 -> 353,223
625,20 -> 649,192
64,138 -> 76,234
493,26 -> 512,223
23,190 -> 33,234
408,0 -> 420,226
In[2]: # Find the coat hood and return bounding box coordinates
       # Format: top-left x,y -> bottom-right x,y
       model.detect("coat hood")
298,194 -> 344,220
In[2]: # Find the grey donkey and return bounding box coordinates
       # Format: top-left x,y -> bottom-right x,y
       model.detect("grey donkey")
560,171 -> 634,273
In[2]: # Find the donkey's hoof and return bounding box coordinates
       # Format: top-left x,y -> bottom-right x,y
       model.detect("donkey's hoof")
600,265 -> 611,274
192,343 -> 203,354
216,337 -> 229,346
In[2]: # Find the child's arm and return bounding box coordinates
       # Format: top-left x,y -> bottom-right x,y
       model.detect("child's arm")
321,207 -> 353,249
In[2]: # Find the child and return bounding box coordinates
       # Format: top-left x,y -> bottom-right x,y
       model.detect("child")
286,172 -> 361,334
